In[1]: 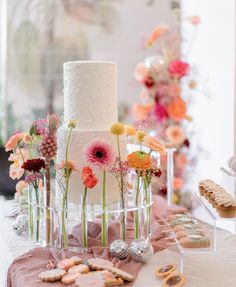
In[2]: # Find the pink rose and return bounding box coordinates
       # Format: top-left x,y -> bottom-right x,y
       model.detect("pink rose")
154,103 -> 168,122
168,60 -> 189,79
5,133 -> 24,152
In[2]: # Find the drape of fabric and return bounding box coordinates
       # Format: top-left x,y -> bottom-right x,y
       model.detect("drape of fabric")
7,195 -> 187,287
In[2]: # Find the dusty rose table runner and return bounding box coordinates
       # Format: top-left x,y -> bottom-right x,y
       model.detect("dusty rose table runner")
7,195 -> 186,287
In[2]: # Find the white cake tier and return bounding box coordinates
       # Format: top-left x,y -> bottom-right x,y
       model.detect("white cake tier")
63,61 -> 117,131
57,127 -> 127,204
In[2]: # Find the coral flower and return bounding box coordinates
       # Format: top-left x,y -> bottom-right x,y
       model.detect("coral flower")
173,177 -> 184,190
146,25 -> 168,47
167,96 -> 187,122
154,103 -> 168,122
57,160 -> 79,173
166,125 -> 186,146
168,84 -> 181,97
85,139 -> 115,169
133,103 -> 153,121
15,180 -> 28,193
143,135 -> 166,155
5,132 -> 24,152
127,151 -> 152,169
110,122 -> 125,135
134,62 -> 149,82
8,149 -> 28,180
188,15 -> 201,25
82,166 -> 98,189
175,153 -> 189,168
168,60 -> 189,79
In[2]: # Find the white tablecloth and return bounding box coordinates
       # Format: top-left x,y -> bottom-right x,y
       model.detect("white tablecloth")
1,196 -> 236,287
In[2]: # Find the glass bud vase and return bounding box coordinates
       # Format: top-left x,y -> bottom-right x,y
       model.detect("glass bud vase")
80,193 -> 88,250
101,194 -> 108,247
27,185 -> 34,240
143,176 -> 152,238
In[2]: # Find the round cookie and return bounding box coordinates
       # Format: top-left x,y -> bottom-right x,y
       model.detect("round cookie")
61,273 -> 82,286
156,264 -> 176,279
39,269 -> 66,282
68,264 -> 89,274
75,273 -> 105,287
106,267 -> 134,282
58,258 -> 76,271
87,258 -> 114,271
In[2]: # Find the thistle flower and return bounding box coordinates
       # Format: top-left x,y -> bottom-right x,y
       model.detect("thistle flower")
84,139 -> 115,169
110,122 -> 125,135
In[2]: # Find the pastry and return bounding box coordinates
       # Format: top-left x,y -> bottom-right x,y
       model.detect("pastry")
180,235 -> 210,248
162,272 -> 186,287
75,273 -> 105,287
100,270 -> 124,286
68,264 -> 89,274
87,258 -> 114,271
58,258 -> 76,271
61,272 -> 82,286
72,256 -> 83,265
175,229 -> 205,240
106,267 -> 134,282
173,224 -> 201,233
39,269 -> 66,282
156,264 -> 176,278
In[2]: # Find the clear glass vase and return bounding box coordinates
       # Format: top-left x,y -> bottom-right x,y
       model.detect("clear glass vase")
101,194 -> 108,247
143,177 -> 152,238
27,185 -> 34,240
81,192 -> 88,249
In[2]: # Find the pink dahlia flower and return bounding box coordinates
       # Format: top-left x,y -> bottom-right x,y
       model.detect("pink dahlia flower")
154,103 -> 168,122
84,139 -> 115,169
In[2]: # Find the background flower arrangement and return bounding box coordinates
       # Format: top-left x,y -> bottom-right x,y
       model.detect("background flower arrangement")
132,16 -> 202,207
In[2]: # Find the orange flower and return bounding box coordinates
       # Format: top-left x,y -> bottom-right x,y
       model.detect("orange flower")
127,151 -> 152,169
173,177 -> 184,190
15,180 -> 28,193
146,25 -> 168,47
175,153 -> 189,168
168,84 -> 181,97
8,149 -> 28,180
5,133 -> 24,152
57,160 -> 79,173
132,103 -> 153,121
82,166 -> 98,189
166,125 -> 186,146
144,135 -> 166,155
167,96 -> 187,122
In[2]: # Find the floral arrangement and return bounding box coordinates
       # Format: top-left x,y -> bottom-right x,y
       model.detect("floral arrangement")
133,16 -> 201,205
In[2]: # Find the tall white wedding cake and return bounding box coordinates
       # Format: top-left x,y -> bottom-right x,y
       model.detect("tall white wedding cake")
57,61 -> 126,204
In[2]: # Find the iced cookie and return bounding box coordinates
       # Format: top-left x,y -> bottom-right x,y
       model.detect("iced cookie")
156,264 -> 176,279
175,229 -> 205,240
61,272 -> 82,286
75,273 -> 105,287
39,269 -> 66,282
162,272 -> 186,287
68,264 -> 89,274
106,267 -> 134,282
100,270 -> 124,286
87,258 -> 114,271
180,235 -> 210,248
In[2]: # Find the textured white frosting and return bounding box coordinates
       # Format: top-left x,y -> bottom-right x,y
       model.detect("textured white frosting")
63,61 -> 118,131
57,128 -> 126,204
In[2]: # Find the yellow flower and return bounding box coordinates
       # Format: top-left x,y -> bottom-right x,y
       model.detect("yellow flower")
136,130 -> 147,143
110,122 -> 125,135
144,135 -> 166,155
125,125 -> 136,136
68,120 -> 77,129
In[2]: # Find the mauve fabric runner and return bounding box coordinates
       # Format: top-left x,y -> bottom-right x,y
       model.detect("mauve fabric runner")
7,195 -> 186,287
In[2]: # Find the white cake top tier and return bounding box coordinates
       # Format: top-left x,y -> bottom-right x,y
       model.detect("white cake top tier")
63,60 -> 118,131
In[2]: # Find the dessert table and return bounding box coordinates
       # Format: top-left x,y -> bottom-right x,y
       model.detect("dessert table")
2,195 -> 236,287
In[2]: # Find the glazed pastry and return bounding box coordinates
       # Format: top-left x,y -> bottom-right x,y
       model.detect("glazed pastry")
180,235 -> 210,248
156,264 -> 176,279
39,269 -> 66,282
162,272 -> 186,287
106,267 -> 134,282
87,258 -> 114,271
61,272 -> 82,286
167,214 -> 192,221
100,270 -> 124,286
75,273 -> 105,287
173,224 -> 201,233
68,264 -> 89,274
58,258 -> 76,271
175,229 -> 205,240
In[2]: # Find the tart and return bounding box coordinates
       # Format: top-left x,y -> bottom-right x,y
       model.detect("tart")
156,264 -> 176,278
162,272 -> 186,287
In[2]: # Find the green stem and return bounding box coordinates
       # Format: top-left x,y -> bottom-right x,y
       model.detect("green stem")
135,173 -> 140,239
82,187 -> 88,248
101,170 -> 107,246
34,185 -> 40,242
28,188 -> 34,240
144,176 -> 151,236
116,135 -> 126,241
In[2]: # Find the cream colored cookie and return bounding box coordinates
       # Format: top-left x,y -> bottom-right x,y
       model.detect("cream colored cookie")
106,267 -> 134,282
87,258 -> 114,271
58,258 -> 76,271
100,270 -> 124,286
75,273 -> 105,287
61,272 -> 82,285
39,269 -> 66,282
180,235 -> 210,248
68,264 -> 89,274
72,256 -> 83,265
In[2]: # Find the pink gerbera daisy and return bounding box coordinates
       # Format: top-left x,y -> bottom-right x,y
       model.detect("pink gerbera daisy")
84,139 -> 115,169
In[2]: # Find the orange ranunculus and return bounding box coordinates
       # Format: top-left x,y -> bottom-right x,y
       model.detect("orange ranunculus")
5,133 -> 24,152
166,125 -> 186,146
167,96 -> 187,122
132,103 -> 153,121
173,177 -> 184,191
127,151 -> 152,170
82,166 -> 98,189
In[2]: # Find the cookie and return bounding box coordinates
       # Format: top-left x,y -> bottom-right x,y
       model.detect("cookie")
100,270 -> 124,286
87,258 -> 114,271
68,264 -> 89,274
106,267 -> 134,282
75,273 -> 105,287
162,272 -> 186,287
39,269 -> 66,282
180,235 -> 210,248
156,264 -> 176,279
61,273 -> 82,286
58,258 -> 76,271
72,256 -> 83,265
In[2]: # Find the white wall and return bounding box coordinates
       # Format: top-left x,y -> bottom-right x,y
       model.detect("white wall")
182,0 -> 235,182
